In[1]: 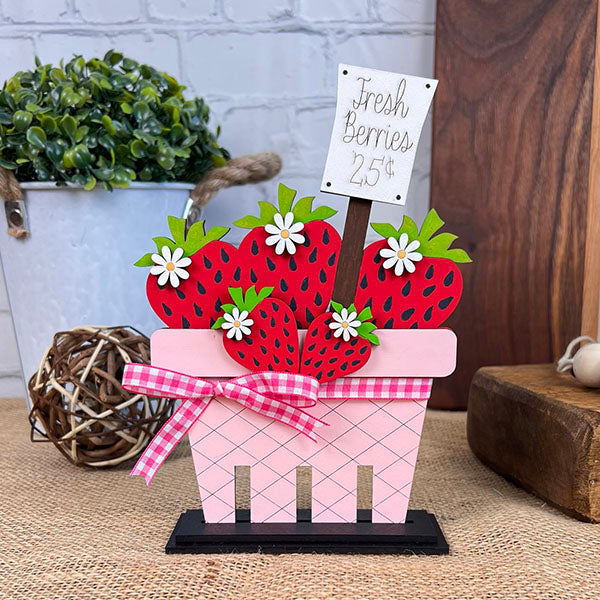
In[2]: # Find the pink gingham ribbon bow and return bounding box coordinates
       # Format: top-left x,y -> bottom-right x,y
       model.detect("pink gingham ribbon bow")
122,363 -> 325,485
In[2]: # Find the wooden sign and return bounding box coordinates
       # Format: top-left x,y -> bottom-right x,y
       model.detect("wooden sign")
321,64 -> 437,206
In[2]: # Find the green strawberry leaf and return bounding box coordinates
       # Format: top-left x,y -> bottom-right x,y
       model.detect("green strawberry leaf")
445,248 -> 472,263
348,303 -> 356,314
419,233 -> 458,257
356,322 -> 379,345
419,209 -> 445,241
398,215 -> 419,240
183,221 -> 206,252
204,225 -> 230,245
305,205 -> 337,223
259,201 -> 278,225
221,303 -> 236,314
278,183 -> 296,215
256,286 -> 274,304
229,287 -> 244,309
245,286 -> 258,310
357,306 -> 373,322
153,236 -> 176,252
168,216 -> 186,246
233,215 -> 264,229
134,252 -> 154,267
330,300 -> 344,314
212,317 -> 226,329
370,222 -> 399,239
291,196 -> 314,222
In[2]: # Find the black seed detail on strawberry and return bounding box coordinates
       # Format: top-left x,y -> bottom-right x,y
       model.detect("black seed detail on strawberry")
323,229 -> 330,244
319,346 -> 326,355
194,303 -> 203,317
384,318 -> 394,329
266,257 -> 276,271
327,369 -> 334,378
333,341 -> 341,351
243,337 -> 253,345
359,346 -> 368,354
203,256 -> 212,269
233,266 -> 241,281
260,345 -> 268,355
410,322 -> 419,329
289,257 -> 297,271
259,329 -> 267,339
316,371 -> 323,380
319,269 -> 326,283
350,338 -> 359,346
308,343 -> 316,351
378,266 -> 386,282
311,328 -> 318,337
328,252 -> 336,267
280,278 -> 288,292
290,298 -> 297,311
444,271 -> 454,286
182,316 -> 190,329
439,297 -> 453,309
301,277 -> 309,291
273,356 -> 280,364
162,303 -> 172,316
314,360 -> 323,367
325,330 -> 332,340
250,269 -> 258,283
340,362 -> 348,371
267,364 -> 274,371
270,316 -> 276,327
329,357 -> 337,364
259,309 -> 267,318
215,298 -> 222,313
283,327 -> 290,337
302,236 -> 310,247
425,265 -> 434,279
286,357 -> 294,366
175,288 -> 185,300
238,351 -> 245,359
424,306 -> 433,321
360,274 -> 368,290
365,297 -> 372,308
401,308 -> 415,321
272,302 -> 279,312
275,338 -> 281,348
374,253 -> 382,264
351,360 -> 361,366
306,308 -> 314,323
383,296 -> 392,312
309,248 -> 318,263
253,357 -> 260,367
402,280 -> 411,296
304,359 -> 311,366
315,292 -> 322,306
197,281 -> 206,294
284,313 -> 290,323
215,270 -> 222,283
221,248 -> 230,263
251,240 -> 259,255
345,349 -> 353,356
210,317 -> 215,327
423,285 -> 435,297
286,343 -> 294,353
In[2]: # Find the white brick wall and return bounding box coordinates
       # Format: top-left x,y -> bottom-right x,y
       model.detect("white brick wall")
0,0 -> 436,397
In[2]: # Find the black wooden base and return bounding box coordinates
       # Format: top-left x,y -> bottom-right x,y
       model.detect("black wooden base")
165,509 -> 449,555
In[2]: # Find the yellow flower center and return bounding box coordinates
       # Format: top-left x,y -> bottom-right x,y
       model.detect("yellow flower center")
166,261 -> 175,271
234,321 -> 241,328
397,249 -> 406,259
281,229 -> 290,239
342,321 -> 349,329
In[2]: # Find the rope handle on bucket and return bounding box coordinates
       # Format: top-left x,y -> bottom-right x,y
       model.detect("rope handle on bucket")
0,151 -> 282,239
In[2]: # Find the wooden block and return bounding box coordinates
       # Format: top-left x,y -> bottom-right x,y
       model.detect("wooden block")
467,364 -> 600,522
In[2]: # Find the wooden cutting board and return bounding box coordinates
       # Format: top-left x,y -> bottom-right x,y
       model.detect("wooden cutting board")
467,364 -> 600,522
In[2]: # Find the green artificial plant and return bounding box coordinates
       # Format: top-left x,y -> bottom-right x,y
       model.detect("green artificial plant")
0,50 -> 229,190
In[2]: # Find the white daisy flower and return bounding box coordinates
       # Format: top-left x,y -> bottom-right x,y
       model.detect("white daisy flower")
329,307 -> 362,342
221,307 -> 254,341
264,212 -> 305,255
379,233 -> 423,276
150,246 -> 192,288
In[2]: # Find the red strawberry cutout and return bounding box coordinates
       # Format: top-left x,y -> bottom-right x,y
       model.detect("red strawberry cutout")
135,216 -> 236,329
234,184 -> 341,329
300,303 -> 379,383
213,286 -> 300,373
354,210 -> 471,329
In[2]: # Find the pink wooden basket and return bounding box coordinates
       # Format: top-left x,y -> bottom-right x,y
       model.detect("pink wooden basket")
151,328 -> 456,524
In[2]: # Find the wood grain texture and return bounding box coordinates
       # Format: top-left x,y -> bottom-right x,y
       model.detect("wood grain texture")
582,3 -> 600,339
332,197 -> 372,306
467,364 -> 600,522
431,0 -> 598,408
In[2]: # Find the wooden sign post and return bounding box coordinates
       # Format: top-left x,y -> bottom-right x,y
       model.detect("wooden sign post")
321,64 -> 437,305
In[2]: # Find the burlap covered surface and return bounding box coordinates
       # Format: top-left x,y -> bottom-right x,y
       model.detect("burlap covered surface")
1,397 -> 598,600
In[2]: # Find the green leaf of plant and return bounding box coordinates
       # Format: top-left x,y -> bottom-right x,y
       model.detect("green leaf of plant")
134,253 -> 155,267
256,286 -> 274,304
419,209 -> 445,241
60,114 -> 77,141
357,307 -> 373,321
39,115 -> 57,134
102,114 -> 116,135
420,233 -> 458,257
233,215 -> 263,229
72,144 -> 92,168
398,215 -> 419,240
278,184 -> 296,215
183,221 -> 206,253
13,110 -> 32,131
445,248 -> 472,263
291,196 -> 314,222
129,139 -> 146,158
330,301 -> 344,314
204,226 -> 229,244
153,236 -> 176,252
167,216 -> 186,246
229,287 -> 244,308
258,201 -> 278,225
26,126 -> 46,149
305,206 -> 337,223
83,175 -> 96,191
212,317 -> 226,330
370,222 -> 398,239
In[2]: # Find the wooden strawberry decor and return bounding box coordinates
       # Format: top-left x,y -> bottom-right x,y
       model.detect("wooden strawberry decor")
354,210 -> 471,329
234,183 -> 341,328
212,286 -> 300,373
135,216 -> 235,329
300,302 -> 379,382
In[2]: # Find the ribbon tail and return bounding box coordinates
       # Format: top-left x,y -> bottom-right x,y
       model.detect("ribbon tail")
130,397 -> 211,485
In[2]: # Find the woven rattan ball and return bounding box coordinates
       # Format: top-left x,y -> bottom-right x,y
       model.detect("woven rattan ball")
28,326 -> 174,467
